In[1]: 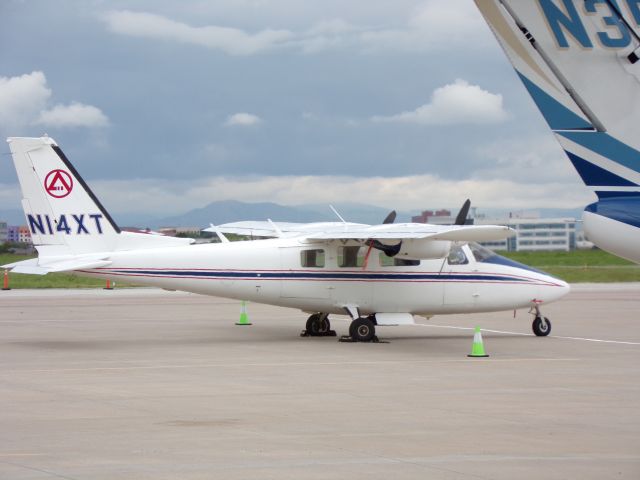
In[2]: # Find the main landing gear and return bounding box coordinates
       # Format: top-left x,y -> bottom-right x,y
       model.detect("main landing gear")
347,316 -> 378,342
301,312 -> 379,342
301,313 -> 337,337
530,304 -> 552,337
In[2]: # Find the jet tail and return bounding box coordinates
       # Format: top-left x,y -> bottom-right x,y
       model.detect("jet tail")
474,0 -> 640,196
4,137 -> 193,271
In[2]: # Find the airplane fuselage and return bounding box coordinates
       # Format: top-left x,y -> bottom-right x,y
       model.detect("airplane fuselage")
582,197 -> 640,264
78,238 -> 569,317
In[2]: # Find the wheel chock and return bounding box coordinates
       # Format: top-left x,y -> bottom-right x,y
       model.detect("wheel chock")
339,335 -> 382,343
300,329 -> 337,338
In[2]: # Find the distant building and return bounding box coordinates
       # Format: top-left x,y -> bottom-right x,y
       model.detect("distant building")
7,225 -> 20,243
18,225 -> 32,244
0,221 -> 7,243
411,209 -> 454,224
6,225 -> 32,244
412,208 -> 577,252
477,216 -> 577,252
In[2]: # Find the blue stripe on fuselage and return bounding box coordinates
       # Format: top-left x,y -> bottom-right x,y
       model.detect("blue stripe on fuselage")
99,269 -> 548,284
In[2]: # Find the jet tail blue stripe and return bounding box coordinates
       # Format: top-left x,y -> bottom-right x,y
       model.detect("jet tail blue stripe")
559,131 -> 640,175
516,72 -> 593,130
565,151 -> 638,187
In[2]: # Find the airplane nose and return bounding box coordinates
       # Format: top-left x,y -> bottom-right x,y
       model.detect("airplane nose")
542,277 -> 571,303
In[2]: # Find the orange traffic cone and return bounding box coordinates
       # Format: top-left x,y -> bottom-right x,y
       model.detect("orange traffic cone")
103,279 -> 114,290
2,270 -> 10,291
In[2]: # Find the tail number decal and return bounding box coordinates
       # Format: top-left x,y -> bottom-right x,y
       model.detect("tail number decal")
44,169 -> 73,198
539,0 -> 639,49
28,214 -> 104,235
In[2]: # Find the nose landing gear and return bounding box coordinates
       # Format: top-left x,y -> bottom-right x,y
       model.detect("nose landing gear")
530,304 -> 552,336
348,316 -> 377,342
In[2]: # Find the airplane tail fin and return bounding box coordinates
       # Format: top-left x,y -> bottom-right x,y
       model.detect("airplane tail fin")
6,137 -> 192,263
474,0 -> 640,198
8,136 -> 122,257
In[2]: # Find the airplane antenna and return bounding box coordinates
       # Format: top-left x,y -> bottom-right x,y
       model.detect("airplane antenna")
210,224 -> 230,243
329,205 -> 347,224
267,219 -> 283,238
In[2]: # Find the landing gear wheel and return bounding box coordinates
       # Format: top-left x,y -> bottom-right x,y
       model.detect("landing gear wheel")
305,314 -> 321,335
532,316 -> 551,336
303,313 -> 336,337
349,317 -> 376,342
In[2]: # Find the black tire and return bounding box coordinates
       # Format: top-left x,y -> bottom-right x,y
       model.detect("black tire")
306,313 -> 321,336
532,316 -> 551,336
349,317 -> 376,342
318,315 -> 331,334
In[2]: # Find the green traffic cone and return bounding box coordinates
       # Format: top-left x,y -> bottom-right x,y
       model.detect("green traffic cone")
468,326 -> 489,357
236,301 -> 252,326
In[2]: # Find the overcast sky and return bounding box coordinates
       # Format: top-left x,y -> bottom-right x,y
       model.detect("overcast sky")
0,0 -> 594,217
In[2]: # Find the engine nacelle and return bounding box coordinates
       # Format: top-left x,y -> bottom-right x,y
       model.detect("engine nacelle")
394,239 -> 451,260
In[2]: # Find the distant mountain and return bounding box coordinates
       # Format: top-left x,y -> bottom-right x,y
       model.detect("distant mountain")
152,200 -> 335,228
303,203 -> 416,224
1,201 -> 587,230
151,201 -> 424,228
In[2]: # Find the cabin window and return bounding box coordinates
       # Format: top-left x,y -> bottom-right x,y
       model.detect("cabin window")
300,249 -> 325,268
379,253 -> 420,267
447,245 -> 469,265
338,246 -> 366,267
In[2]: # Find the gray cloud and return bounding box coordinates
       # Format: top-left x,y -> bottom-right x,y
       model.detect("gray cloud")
36,102 -> 109,128
0,71 -> 109,132
224,112 -> 262,126
102,10 -> 293,55
0,0 -> 589,218
101,0 -> 492,56
371,79 -> 508,126
0,71 -> 51,131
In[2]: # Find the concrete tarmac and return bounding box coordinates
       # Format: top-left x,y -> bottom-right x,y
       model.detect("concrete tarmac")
1,285 -> 639,479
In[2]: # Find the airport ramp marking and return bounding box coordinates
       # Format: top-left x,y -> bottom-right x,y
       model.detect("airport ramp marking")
414,323 -> 640,345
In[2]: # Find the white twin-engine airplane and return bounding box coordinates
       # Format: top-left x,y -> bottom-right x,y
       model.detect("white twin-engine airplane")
3,137 -> 569,341
475,0 -> 640,263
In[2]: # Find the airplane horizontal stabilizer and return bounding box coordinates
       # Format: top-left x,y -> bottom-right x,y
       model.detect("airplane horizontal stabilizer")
2,255 -> 112,275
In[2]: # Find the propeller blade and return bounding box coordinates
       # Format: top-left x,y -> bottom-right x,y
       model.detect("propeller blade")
383,210 -> 397,224
454,199 -> 471,226
369,239 -> 402,257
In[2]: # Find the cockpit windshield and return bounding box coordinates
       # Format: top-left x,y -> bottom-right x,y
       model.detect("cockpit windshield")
467,242 -> 546,274
468,242 -> 497,263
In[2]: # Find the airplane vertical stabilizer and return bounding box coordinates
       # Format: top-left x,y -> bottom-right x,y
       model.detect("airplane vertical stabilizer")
475,0 -> 640,195
7,136 -> 121,256
476,0 -> 640,262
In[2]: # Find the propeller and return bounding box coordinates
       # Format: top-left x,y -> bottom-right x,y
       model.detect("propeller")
363,200 -> 471,269
363,210 -> 401,269
382,210 -> 397,224
454,199 -> 471,226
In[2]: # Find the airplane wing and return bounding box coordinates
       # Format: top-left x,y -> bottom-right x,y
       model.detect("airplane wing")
2,255 -> 112,275
206,221 -> 514,243
205,221 -> 367,238
303,224 -> 514,243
